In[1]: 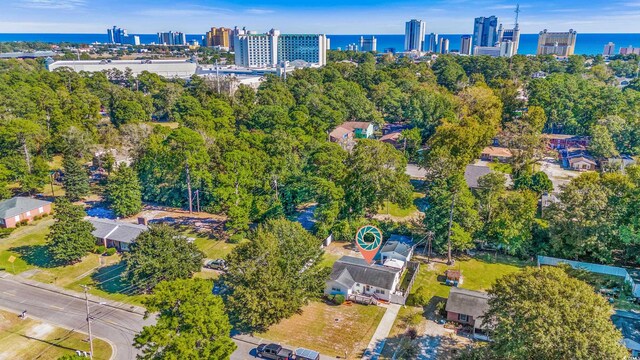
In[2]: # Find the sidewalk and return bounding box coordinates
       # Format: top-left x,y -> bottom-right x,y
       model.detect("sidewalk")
0,271 -> 146,315
362,303 -> 401,360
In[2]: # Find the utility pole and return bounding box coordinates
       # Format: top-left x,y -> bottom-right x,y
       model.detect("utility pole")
272,175 -> 279,202
82,286 -> 94,360
186,165 -> 193,214
446,192 -> 457,265
195,189 -> 200,212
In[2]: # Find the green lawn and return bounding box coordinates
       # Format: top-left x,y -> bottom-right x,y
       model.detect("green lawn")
487,162 -> 513,174
377,192 -> 426,218
409,254 -> 530,305
0,218 -> 54,274
259,301 -> 386,359
0,310 -> 112,360
320,252 -> 341,268
193,236 -> 237,260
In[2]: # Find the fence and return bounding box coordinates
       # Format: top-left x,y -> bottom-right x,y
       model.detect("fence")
389,261 -> 420,305
537,255 -> 640,297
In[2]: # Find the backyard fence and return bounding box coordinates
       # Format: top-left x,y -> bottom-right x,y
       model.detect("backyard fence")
537,255 -> 640,297
390,261 -> 420,305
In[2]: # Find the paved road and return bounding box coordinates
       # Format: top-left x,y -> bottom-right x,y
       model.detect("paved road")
0,275 -> 153,360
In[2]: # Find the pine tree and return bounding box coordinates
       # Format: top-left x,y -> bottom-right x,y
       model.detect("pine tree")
106,164 -> 142,218
47,198 -> 95,264
62,155 -> 89,201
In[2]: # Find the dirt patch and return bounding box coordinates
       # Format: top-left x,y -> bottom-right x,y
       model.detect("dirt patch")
26,323 -> 54,339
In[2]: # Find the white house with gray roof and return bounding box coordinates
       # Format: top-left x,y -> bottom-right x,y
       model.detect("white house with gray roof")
88,217 -> 147,251
325,256 -> 402,303
378,235 -> 414,267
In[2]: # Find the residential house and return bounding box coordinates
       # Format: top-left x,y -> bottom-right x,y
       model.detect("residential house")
88,217 -> 148,251
0,197 -> 52,228
480,146 -> 512,163
446,287 -> 491,340
568,154 -> 597,171
379,132 -> 402,149
542,134 -> 590,150
378,235 -> 414,269
325,256 -> 402,303
329,122 -> 374,150
464,165 -> 493,189
602,155 -> 636,172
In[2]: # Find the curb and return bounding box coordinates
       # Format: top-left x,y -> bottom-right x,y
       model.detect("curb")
0,271 -> 146,316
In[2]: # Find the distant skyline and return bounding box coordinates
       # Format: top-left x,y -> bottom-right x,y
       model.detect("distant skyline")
2,0 -> 640,34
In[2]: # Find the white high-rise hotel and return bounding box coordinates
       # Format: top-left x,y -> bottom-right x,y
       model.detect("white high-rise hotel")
404,19 -> 426,51
234,29 -> 329,68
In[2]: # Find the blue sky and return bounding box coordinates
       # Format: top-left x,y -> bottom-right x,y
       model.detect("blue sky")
1,0 -> 640,34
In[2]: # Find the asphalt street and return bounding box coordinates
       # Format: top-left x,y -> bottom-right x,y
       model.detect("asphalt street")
0,275 -> 153,360
0,274 -> 277,360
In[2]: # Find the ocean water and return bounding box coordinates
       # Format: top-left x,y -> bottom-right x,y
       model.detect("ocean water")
0,33 -> 639,56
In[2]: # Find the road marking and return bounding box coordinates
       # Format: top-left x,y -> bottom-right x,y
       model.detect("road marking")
1,291 -> 15,296
49,305 -> 64,310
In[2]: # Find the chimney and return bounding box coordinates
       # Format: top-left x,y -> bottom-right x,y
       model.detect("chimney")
138,217 -> 148,226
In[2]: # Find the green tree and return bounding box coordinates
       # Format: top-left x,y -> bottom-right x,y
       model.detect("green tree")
481,267 -> 626,360
112,100 -> 148,127
124,225 -> 204,293
47,198 -> 95,264
589,124 -> 619,158
134,279 -> 236,360
62,155 -> 90,201
343,140 -> 413,217
106,164 -> 142,218
222,219 -> 329,332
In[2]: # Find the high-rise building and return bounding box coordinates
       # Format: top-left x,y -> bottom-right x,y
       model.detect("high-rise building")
360,36 -> 377,52
497,23 -> 520,56
472,16 -> 499,49
537,29 -> 577,56
427,33 -> 439,53
234,28 -> 328,67
157,31 -> 187,46
439,38 -> 450,54
206,27 -> 231,48
129,35 -> 140,46
346,43 -> 359,52
107,26 -> 127,44
603,42 -> 616,56
404,19 -> 426,51
460,35 -> 472,55
619,45 -> 640,55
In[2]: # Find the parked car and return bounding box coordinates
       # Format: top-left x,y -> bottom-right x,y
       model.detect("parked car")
295,348 -> 320,360
204,259 -> 227,271
256,343 -> 293,360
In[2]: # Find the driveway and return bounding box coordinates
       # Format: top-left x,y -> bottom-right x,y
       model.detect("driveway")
538,158 -> 580,192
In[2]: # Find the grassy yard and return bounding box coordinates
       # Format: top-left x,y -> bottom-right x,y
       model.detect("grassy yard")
377,192 -> 426,218
0,310 -> 112,360
259,301 -> 386,359
487,162 -> 513,174
0,218 -> 54,274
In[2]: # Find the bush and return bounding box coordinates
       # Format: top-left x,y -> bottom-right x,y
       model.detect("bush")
18,219 -> 29,226
228,233 -> 245,244
0,228 -> 14,238
41,213 -> 49,218
94,245 -> 106,254
332,294 -> 345,305
32,215 -> 42,221
406,327 -> 418,340
406,286 -> 429,307
436,300 -> 447,317
105,247 -> 117,256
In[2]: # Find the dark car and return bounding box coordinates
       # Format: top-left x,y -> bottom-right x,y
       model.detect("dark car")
256,343 -> 293,360
204,259 -> 227,271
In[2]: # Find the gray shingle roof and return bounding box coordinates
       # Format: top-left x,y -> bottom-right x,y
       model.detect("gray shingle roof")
330,256 -> 400,291
88,217 -> 147,244
381,241 -> 412,258
0,197 -> 51,219
464,165 -> 492,188
446,287 -> 490,319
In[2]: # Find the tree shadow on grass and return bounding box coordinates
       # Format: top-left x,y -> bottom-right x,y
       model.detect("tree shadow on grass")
10,244 -> 59,268
91,263 -> 132,295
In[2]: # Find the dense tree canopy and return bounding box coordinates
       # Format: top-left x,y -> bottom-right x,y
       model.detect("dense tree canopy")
479,267 -> 626,360
134,279 -> 236,360
124,225 -> 204,293
47,198 -> 95,264
221,219 -> 329,332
